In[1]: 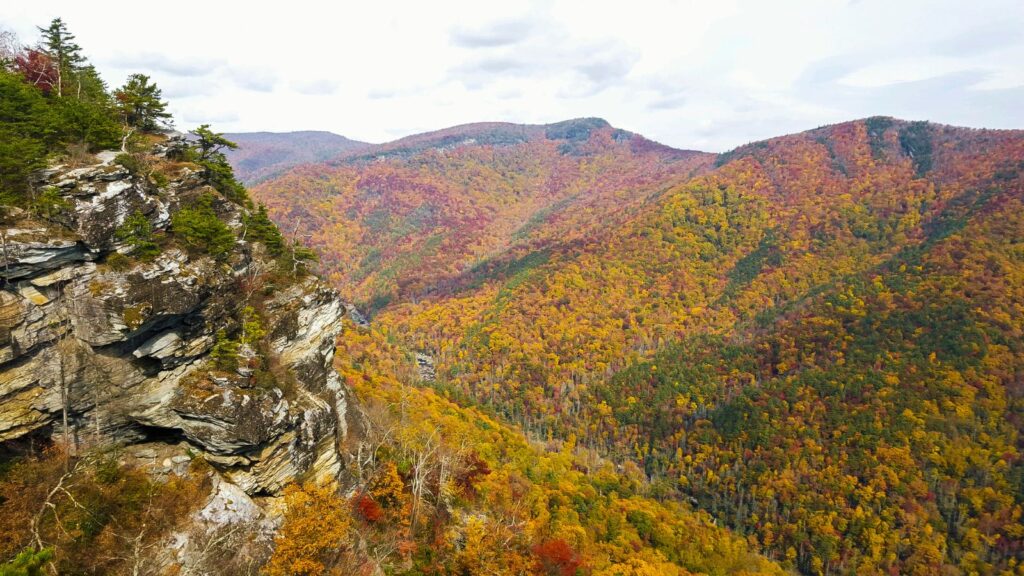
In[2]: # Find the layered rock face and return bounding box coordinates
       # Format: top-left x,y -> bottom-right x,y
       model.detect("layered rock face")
0,144 -> 361,494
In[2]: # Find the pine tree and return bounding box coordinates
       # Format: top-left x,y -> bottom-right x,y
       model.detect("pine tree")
114,73 -> 170,132
114,210 -> 160,260
243,204 -> 285,255
36,18 -> 82,98
190,125 -> 249,204
191,124 -> 237,161
0,71 -> 48,203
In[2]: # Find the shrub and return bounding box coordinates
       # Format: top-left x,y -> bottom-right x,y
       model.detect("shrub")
210,329 -> 240,372
285,241 -> 319,277
455,451 -> 491,499
369,461 -> 405,509
122,304 -> 149,330
114,210 -> 160,260
240,306 -> 265,346
0,547 -> 53,576
29,187 -> 70,220
106,252 -> 131,272
149,171 -> 169,188
113,152 -> 144,174
63,142 -> 94,167
170,195 -> 235,258
264,483 -> 351,576
243,204 -> 285,256
0,445 -> 207,574
532,538 -> 583,576
351,492 -> 384,523
253,368 -> 278,391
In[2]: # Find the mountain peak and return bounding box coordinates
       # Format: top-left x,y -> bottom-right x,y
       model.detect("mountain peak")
543,117 -> 611,137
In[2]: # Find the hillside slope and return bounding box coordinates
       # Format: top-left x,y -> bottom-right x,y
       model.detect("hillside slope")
257,116 -> 1024,574
252,118 -> 711,312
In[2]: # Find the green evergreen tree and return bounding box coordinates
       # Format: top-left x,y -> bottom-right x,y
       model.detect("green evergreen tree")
288,240 -> 319,277
191,124 -> 238,162
0,70 -> 49,203
35,20 -> 121,146
36,18 -> 81,98
243,204 -> 285,256
210,329 -> 241,371
114,73 -> 170,132
114,210 -> 160,260
190,124 -> 248,204
171,194 -> 236,258
1,28 -> 119,193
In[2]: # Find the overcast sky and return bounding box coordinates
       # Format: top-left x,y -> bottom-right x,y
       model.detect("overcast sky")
4,0 -> 1023,151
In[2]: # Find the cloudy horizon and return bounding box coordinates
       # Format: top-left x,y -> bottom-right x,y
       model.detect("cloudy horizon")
4,0 -> 1023,152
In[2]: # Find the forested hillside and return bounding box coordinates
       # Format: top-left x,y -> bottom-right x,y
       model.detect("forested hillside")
253,118 -> 710,312
253,117 -> 1024,574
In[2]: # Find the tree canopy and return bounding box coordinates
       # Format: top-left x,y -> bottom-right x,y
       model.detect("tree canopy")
114,73 -> 170,131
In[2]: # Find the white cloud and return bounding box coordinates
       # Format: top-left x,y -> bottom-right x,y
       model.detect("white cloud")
2,0 -> 1022,151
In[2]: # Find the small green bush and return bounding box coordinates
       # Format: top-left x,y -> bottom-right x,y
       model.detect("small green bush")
114,153 -> 145,175
210,329 -> 240,372
114,210 -> 160,260
30,187 -> 71,220
171,195 -> 235,259
244,204 -> 285,256
150,171 -> 170,188
106,252 -> 131,271
254,368 -> 277,391
0,546 -> 54,576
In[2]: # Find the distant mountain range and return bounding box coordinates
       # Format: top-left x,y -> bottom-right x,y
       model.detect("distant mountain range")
224,118 -> 695,185
222,130 -> 371,184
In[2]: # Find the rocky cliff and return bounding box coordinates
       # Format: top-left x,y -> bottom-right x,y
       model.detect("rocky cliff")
0,139 -> 362,496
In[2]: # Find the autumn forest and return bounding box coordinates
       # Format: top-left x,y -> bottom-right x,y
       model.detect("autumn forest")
254,117 -> 1024,575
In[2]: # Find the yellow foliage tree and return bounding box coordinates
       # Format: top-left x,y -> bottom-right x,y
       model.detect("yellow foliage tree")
264,483 -> 351,576
370,460 -> 406,509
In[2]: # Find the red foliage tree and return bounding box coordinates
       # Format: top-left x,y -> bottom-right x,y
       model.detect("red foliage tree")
455,451 -> 491,499
14,49 -> 57,93
532,538 -> 583,576
352,492 -> 384,523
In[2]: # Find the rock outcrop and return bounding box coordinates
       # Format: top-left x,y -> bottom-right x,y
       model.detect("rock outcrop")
0,144 -> 361,495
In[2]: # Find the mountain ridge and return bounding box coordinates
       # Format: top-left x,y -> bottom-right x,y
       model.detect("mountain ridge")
250,116 -> 714,311
328,117 -> 702,162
